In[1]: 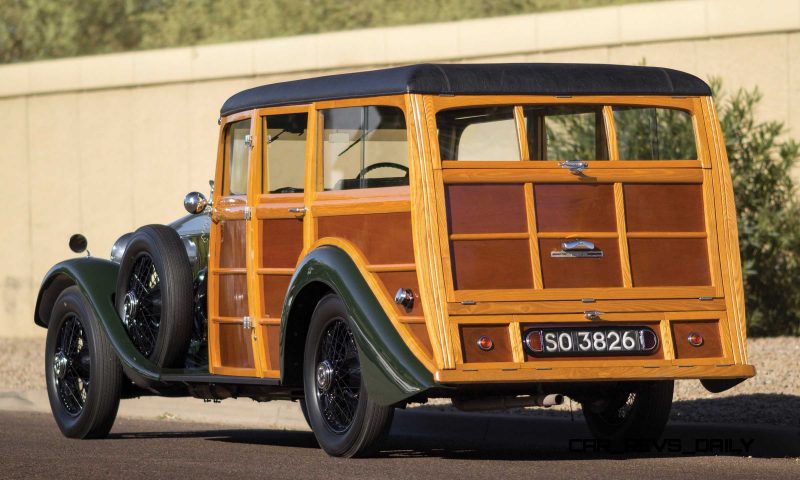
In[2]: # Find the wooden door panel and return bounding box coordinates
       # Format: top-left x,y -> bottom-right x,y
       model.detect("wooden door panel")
218,220 -> 247,268
209,198 -> 257,375
534,184 -> 616,232
260,219 -> 303,268
624,184 -> 705,232
629,238 -> 711,287
539,237 -> 623,288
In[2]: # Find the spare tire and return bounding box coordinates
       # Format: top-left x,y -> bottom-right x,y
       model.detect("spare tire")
115,224 -> 193,368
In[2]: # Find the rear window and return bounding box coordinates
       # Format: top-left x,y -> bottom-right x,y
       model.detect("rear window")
435,103 -> 697,162
524,105 -> 608,161
613,107 -> 696,160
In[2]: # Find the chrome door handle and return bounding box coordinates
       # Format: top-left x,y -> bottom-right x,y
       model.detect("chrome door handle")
562,239 -> 595,251
288,206 -> 307,216
559,160 -> 588,174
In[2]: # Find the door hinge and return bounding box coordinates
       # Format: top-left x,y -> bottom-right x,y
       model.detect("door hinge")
244,206 -> 252,221
243,316 -> 252,329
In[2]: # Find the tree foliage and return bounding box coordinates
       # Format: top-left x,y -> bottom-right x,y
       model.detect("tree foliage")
1,0 -> 654,64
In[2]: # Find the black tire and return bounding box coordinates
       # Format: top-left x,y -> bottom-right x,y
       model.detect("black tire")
303,294 -> 394,457
115,224 -> 193,368
45,286 -> 122,438
298,398 -> 312,429
581,381 -> 674,444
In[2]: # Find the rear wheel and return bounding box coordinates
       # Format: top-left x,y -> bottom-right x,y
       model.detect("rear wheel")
115,224 -> 193,368
45,286 -> 122,438
303,294 -> 394,457
581,381 -> 673,445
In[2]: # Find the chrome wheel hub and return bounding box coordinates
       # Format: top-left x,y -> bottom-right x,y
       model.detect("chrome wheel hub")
122,291 -> 139,326
53,351 -> 69,380
316,360 -> 334,392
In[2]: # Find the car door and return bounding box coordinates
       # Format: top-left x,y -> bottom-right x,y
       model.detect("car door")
249,106 -> 310,377
208,112 -> 259,376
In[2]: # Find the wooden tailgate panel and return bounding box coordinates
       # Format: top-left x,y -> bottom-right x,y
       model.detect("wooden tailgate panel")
444,180 -> 712,295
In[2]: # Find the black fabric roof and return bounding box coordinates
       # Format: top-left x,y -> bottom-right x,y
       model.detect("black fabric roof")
220,63 -> 711,116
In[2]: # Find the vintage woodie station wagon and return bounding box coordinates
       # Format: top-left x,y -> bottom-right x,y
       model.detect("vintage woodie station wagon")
35,63 -> 755,457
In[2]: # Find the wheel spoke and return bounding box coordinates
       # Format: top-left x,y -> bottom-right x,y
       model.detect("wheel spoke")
123,253 -> 161,357
54,314 -> 89,416
315,317 -> 361,433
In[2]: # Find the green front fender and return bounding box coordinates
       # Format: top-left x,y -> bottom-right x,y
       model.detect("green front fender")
34,257 -> 163,382
282,246 -> 435,406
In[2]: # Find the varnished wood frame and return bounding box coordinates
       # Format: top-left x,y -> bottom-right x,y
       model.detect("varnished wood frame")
209,110 -> 259,377
205,92 -> 753,384
702,97 -> 748,365
418,94 -> 751,381
249,104 -> 314,378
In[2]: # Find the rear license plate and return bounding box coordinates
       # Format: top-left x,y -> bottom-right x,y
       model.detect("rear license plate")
523,326 -> 659,357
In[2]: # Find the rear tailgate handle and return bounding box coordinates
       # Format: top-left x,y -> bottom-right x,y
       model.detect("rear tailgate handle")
562,239 -> 595,251
559,160 -> 588,174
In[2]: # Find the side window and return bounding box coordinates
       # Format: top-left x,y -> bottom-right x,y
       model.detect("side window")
613,107 -> 697,160
322,106 -> 408,191
436,106 -> 520,161
524,105 -> 608,161
225,119 -> 251,195
263,113 -> 307,194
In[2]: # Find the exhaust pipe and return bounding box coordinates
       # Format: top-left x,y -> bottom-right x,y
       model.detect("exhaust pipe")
452,394 -> 564,412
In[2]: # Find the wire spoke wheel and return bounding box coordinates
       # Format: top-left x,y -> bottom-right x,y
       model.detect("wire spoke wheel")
315,318 -> 361,434
46,286 -> 123,439
53,314 -> 90,416
303,294 -> 394,457
582,381 -> 674,443
599,392 -> 637,426
122,252 -> 161,357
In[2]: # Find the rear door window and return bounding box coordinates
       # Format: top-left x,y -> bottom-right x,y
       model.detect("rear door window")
322,106 -> 408,191
263,112 -> 307,194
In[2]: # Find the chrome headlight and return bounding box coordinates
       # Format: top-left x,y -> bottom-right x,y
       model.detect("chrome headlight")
110,232 -> 133,264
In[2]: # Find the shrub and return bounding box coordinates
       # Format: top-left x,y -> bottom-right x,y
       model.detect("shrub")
715,82 -> 800,336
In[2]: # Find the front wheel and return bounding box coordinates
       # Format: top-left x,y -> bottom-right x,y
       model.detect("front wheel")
303,294 -> 394,457
45,286 -> 122,438
581,381 -> 674,445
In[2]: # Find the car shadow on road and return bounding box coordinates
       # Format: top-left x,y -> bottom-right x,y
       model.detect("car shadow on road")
108,394 -> 799,461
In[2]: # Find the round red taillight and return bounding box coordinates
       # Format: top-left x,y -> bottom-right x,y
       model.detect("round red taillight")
476,335 -> 494,351
687,332 -> 704,347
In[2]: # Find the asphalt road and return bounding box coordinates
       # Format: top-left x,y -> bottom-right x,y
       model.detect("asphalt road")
1,409 -> 797,480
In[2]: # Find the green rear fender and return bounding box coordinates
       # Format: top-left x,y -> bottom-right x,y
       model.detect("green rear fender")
282,246 -> 435,406
35,257 -> 163,382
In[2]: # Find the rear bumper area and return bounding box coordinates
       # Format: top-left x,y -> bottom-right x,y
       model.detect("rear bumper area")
434,363 -> 755,384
